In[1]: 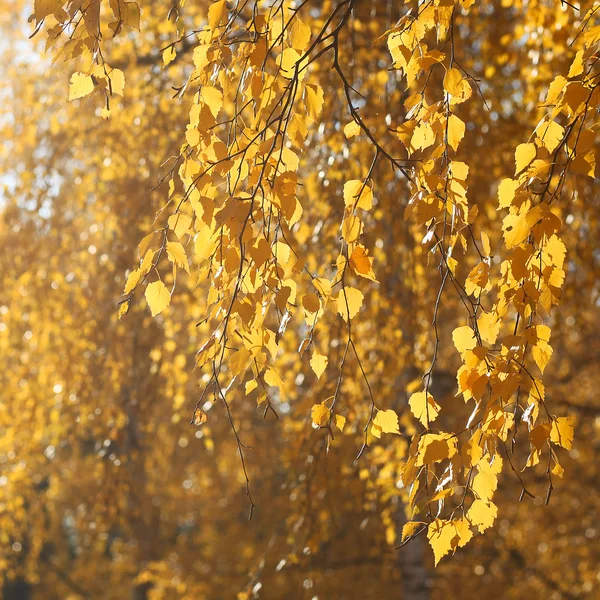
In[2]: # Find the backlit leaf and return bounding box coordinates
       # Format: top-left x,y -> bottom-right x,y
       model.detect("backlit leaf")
145,280 -> 171,317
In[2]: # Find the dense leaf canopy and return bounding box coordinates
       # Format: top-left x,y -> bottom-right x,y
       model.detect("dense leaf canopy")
0,0 -> 599,598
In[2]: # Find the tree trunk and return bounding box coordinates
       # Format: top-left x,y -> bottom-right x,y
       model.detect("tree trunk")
395,502 -> 430,600
2,578 -> 32,600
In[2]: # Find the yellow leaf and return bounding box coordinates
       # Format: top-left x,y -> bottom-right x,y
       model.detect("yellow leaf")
462,430 -> 484,468
514,142 -> 536,175
310,351 -> 328,379
465,261 -> 489,296
337,287 -> 364,322
480,233 -> 491,259
140,248 -> 155,275
290,19 -> 311,50
450,161 -> 469,181
427,519 -> 456,566
532,341 -> 553,373
208,0 -> 227,29
550,416 -> 574,450
311,403 -> 330,427
108,68 -> 125,96
537,120 -> 564,153
544,75 -> 567,105
264,368 -> 284,391
543,235 -> 567,269
335,414 -> 346,432
202,86 -> 223,119
568,50 -> 584,78
192,408 -> 208,426
349,245 -> 377,281
168,213 -> 193,240
454,518 -> 473,549
467,499 -> 497,533
344,121 -> 361,138
279,48 -> 302,79
411,121 -> 435,151
166,241 -> 190,273
245,380 -> 258,395
447,114 -> 465,151
196,337 -> 221,368
471,459 -> 500,502
163,46 -> 177,66
341,214 -> 362,242
145,281 -> 171,317
229,348 -> 252,377
552,460 -> 565,478
477,312 -> 500,345
68,73 -> 94,101
373,409 -> 400,434
502,211 -> 529,249
402,521 -> 425,542
343,180 -> 373,210
304,84 -> 324,119
497,178 -> 519,209
124,268 -> 141,294
452,325 -> 477,355
302,292 -> 320,313
416,433 -> 458,465
443,68 -> 472,105
408,391 -> 441,427
117,300 -> 130,320
34,0 -> 62,22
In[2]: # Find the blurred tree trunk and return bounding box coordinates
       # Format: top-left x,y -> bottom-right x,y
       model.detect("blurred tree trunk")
132,582 -> 152,600
396,506 -> 430,600
2,578 -> 32,600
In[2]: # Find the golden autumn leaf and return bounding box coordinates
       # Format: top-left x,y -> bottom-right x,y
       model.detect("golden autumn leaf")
550,416 -> 575,450
452,326 -> 477,355
344,121 -> 361,138
207,0 -> 228,28
337,287 -> 364,322
402,521 -> 425,542
514,142 -> 536,175
166,241 -> 190,273
202,86 -> 223,119
416,433 -> 458,465
311,403 -> 330,427
408,391 -> 441,427
443,68 -> 472,104
447,114 -> 465,151
302,292 -> 320,313
343,180 -> 373,210
537,119 -> 565,152
341,214 -> 363,243
373,409 -> 400,434
145,280 -> 171,317
467,499 -> 498,533
229,348 -> 252,377
124,268 -> 141,295
163,46 -> 176,65
290,19 -> 311,51
427,519 -> 456,566
34,0 -> 62,22
497,178 -> 520,209
192,408 -> 208,426
279,48 -> 303,79
349,245 -> 377,281
310,350 -> 328,379
68,72 -> 94,101
168,213 -> 193,240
